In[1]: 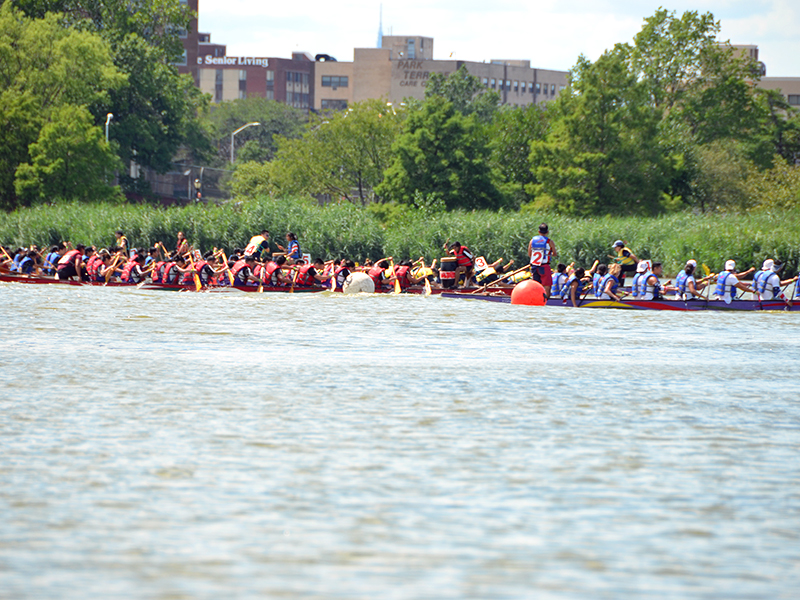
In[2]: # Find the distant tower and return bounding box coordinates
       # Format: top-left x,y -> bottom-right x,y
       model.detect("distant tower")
377,5 -> 383,48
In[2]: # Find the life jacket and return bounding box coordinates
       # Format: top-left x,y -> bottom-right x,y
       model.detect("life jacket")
86,256 -> 101,279
334,265 -> 350,289
231,259 -> 251,285
120,259 -> 139,283
451,246 -> 474,268
161,262 -> 178,284
286,240 -> 302,260
150,261 -> 165,283
475,267 -> 497,285
630,273 -> 642,298
57,250 -> 81,269
245,235 -> 268,258
639,272 -> 661,300
294,264 -> 316,286
599,274 -> 619,299
182,260 -> 207,285
758,271 -> 780,299
529,236 -> 550,266
561,274 -> 580,300
615,247 -> 636,266
593,273 -> 604,298
394,265 -> 411,289
262,261 -> 283,285
675,271 -> 689,295
368,265 -> 385,289
552,271 -> 568,296
715,271 -> 737,303
44,251 -> 60,274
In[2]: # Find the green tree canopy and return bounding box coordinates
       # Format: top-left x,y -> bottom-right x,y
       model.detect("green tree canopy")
377,95 -> 504,210
425,65 -> 500,123
15,104 -> 122,203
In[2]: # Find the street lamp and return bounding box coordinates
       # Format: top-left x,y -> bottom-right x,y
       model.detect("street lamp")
105,113 -> 114,143
230,122 -> 260,163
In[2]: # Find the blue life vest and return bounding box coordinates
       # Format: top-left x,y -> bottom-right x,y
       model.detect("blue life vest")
18,256 -> 35,274
561,274 -> 579,299
637,271 -> 653,297
675,271 -> 689,294
715,271 -> 738,301
630,273 -> 642,298
593,273 -> 604,297
529,235 -> 550,266
599,274 -> 619,298
752,270 -> 768,294
44,251 -> 60,274
552,271 -> 568,296
758,271 -> 780,298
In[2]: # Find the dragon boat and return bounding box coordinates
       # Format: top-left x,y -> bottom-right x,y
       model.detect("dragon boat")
440,291 -> 797,311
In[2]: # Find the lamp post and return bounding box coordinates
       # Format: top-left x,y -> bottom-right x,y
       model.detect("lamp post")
230,122 -> 260,163
105,113 -> 114,143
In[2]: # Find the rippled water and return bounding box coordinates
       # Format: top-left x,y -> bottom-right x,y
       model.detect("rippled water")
2,283 -> 799,599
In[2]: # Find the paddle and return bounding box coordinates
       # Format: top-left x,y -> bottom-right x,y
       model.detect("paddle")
472,264 -> 531,294
218,249 -> 234,285
187,253 -> 202,292
389,259 -> 401,294
104,254 -> 125,285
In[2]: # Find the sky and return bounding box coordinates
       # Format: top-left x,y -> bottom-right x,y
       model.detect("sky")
199,0 -> 799,77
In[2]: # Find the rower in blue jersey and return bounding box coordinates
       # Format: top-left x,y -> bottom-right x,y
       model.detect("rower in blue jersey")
551,263 -> 569,298
630,260 -> 650,298
562,267 -> 589,307
638,261 -> 673,300
714,260 -> 755,304
528,223 -> 558,298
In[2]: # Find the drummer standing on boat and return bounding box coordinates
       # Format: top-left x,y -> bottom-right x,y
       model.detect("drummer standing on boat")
528,223 -> 557,298
611,240 -> 638,286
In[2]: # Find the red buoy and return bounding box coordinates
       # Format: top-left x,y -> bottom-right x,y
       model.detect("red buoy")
510,279 -> 547,306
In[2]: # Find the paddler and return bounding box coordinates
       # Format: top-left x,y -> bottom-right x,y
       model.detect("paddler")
114,231 -> 129,257
474,258 -> 515,286
598,263 -> 624,301
56,244 -> 86,280
638,261 -> 673,301
527,223 -> 557,298
230,255 -> 260,286
161,255 -> 193,285
674,260 -> 707,300
756,260 -> 794,306
368,259 -> 397,291
244,229 -> 272,260
611,240 -> 638,286
713,260 -> 755,304
445,241 -> 475,288
294,258 -> 333,287
562,267 -> 590,307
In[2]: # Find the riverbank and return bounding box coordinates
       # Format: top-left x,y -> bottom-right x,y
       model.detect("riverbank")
3,198 -> 800,275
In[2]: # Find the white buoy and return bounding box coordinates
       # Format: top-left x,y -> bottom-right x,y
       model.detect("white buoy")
342,272 -> 375,294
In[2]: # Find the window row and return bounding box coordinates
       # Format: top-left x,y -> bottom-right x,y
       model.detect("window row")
788,95 -> 800,106
481,78 -> 559,96
321,76 -> 349,88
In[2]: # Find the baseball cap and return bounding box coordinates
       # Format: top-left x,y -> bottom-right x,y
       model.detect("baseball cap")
725,260 -> 736,271
613,240 -> 624,248
762,259 -> 774,271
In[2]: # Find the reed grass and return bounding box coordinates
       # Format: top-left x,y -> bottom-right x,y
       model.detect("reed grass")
3,199 -> 800,276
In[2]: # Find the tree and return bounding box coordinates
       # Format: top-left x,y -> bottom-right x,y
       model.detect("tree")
530,51 -> 669,216
268,99 -> 403,203
0,3 -> 125,208
377,95 -> 504,210
488,104 -> 550,208
15,104 -> 122,203
425,65 -> 500,123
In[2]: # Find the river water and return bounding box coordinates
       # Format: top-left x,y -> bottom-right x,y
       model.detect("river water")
1,283 -> 799,599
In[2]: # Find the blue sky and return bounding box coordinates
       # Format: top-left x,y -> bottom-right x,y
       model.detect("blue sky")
199,0 -> 799,77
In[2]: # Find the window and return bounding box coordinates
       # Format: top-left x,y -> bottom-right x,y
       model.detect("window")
321,99 -> 348,110
321,75 -> 348,88
789,95 -> 800,106
514,80 -> 519,92
407,39 -> 416,60
215,69 -> 223,103
490,78 -> 496,88
483,78 -> 488,86
542,85 -> 548,96
521,81 -> 526,93
551,84 -> 556,95
535,83 -> 541,94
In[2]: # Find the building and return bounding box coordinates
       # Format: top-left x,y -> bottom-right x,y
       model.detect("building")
195,37 -> 314,108
314,35 -> 567,111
